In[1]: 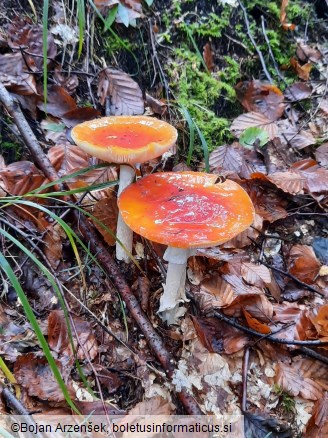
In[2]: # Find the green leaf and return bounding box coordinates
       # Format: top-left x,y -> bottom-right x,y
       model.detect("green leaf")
144,0 -> 154,6
104,4 -> 118,31
239,127 -> 269,149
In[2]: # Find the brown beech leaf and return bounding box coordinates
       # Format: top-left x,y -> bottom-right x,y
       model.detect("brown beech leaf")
244,180 -> 288,223
0,161 -> 46,195
92,193 -> 118,246
128,396 -> 173,416
203,42 -> 214,72
48,310 -> 98,361
145,93 -> 167,116
191,316 -> 249,354
224,294 -> 273,320
251,171 -> 306,195
0,52 -> 37,95
306,392 -> 328,438
242,308 -> 271,334
289,245 -> 321,285
284,82 -> 312,101
48,144 -> 118,189
14,353 -> 75,402
7,18 -> 57,69
273,307 -> 316,342
97,68 -> 144,115
275,361 -> 323,400
290,57 -> 312,81
231,112 -> 278,140
315,143 -> 328,167
222,213 -> 263,249
37,85 -> 76,117
53,68 -> 79,94
280,0 -> 296,30
240,262 -> 271,287
61,107 -> 101,128
311,304 -> 328,337
235,81 -> 285,120
209,144 -> 243,174
199,274 -> 235,310
296,42 -> 322,63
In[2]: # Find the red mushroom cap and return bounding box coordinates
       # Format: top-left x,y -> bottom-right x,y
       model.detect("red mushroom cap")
71,116 -> 177,164
118,172 -> 255,249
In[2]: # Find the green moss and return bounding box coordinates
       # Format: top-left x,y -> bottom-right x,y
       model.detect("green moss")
105,33 -> 133,56
0,139 -> 22,162
167,48 -> 236,158
179,10 -> 231,38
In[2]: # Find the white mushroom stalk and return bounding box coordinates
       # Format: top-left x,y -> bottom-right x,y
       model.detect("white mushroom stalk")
116,165 -> 136,262
158,247 -> 196,325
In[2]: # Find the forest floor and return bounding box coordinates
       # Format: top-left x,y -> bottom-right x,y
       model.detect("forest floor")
0,1 -> 328,437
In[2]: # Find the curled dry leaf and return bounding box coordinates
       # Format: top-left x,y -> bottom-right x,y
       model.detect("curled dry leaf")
92,192 -> 118,246
277,120 -> 315,149
235,80 -> 285,121
288,245 -> 321,285
14,353 -> 75,402
240,262 -> 271,287
280,0 -> 296,31
242,308 -> 271,334
231,112 -> 278,140
145,93 -> 167,116
223,294 -> 273,321
53,68 -> 79,94
290,57 -> 312,81
203,42 -> 214,72
97,68 -> 144,115
275,361 -> 323,401
199,274 -> 235,310
273,307 -> 316,343
43,223 -> 64,269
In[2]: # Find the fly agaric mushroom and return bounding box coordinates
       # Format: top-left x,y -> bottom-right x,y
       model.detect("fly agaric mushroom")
118,171 -> 255,324
71,116 -> 178,262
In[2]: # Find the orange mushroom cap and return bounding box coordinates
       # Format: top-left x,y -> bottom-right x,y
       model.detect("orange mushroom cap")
118,172 -> 255,249
71,116 -> 177,164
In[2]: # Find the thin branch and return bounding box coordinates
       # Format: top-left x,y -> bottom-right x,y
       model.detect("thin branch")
213,310 -> 328,346
238,0 -> 273,83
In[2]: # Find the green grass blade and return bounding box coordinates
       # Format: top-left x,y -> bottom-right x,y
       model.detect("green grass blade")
42,0 -> 49,105
104,4 -> 118,31
179,104 -> 195,166
194,121 -> 210,172
76,0 -> 86,57
0,250 -> 80,414
184,25 -> 209,73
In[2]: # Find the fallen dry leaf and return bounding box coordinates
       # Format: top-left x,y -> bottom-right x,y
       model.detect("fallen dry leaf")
305,392 -> 328,438
284,82 -> 312,101
242,308 -> 271,334
235,80 -> 285,120
97,68 -> 144,115
275,361 -> 323,400
296,41 -> 322,63
280,0 -> 296,30
43,223 -> 64,269
290,57 -> 312,81
311,304 -> 328,337
231,112 -> 278,140
288,245 -> 321,285
0,161 -> 46,195
203,42 -> 214,72
14,353 -> 75,402
48,310 -> 98,361
0,52 -> 37,95
92,192 -> 118,246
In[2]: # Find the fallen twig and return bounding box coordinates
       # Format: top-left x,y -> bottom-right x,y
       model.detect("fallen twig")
0,82 -> 202,415
212,310 -> 328,346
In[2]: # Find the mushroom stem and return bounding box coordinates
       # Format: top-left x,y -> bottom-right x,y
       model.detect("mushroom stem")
158,247 -> 195,325
116,165 -> 135,262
